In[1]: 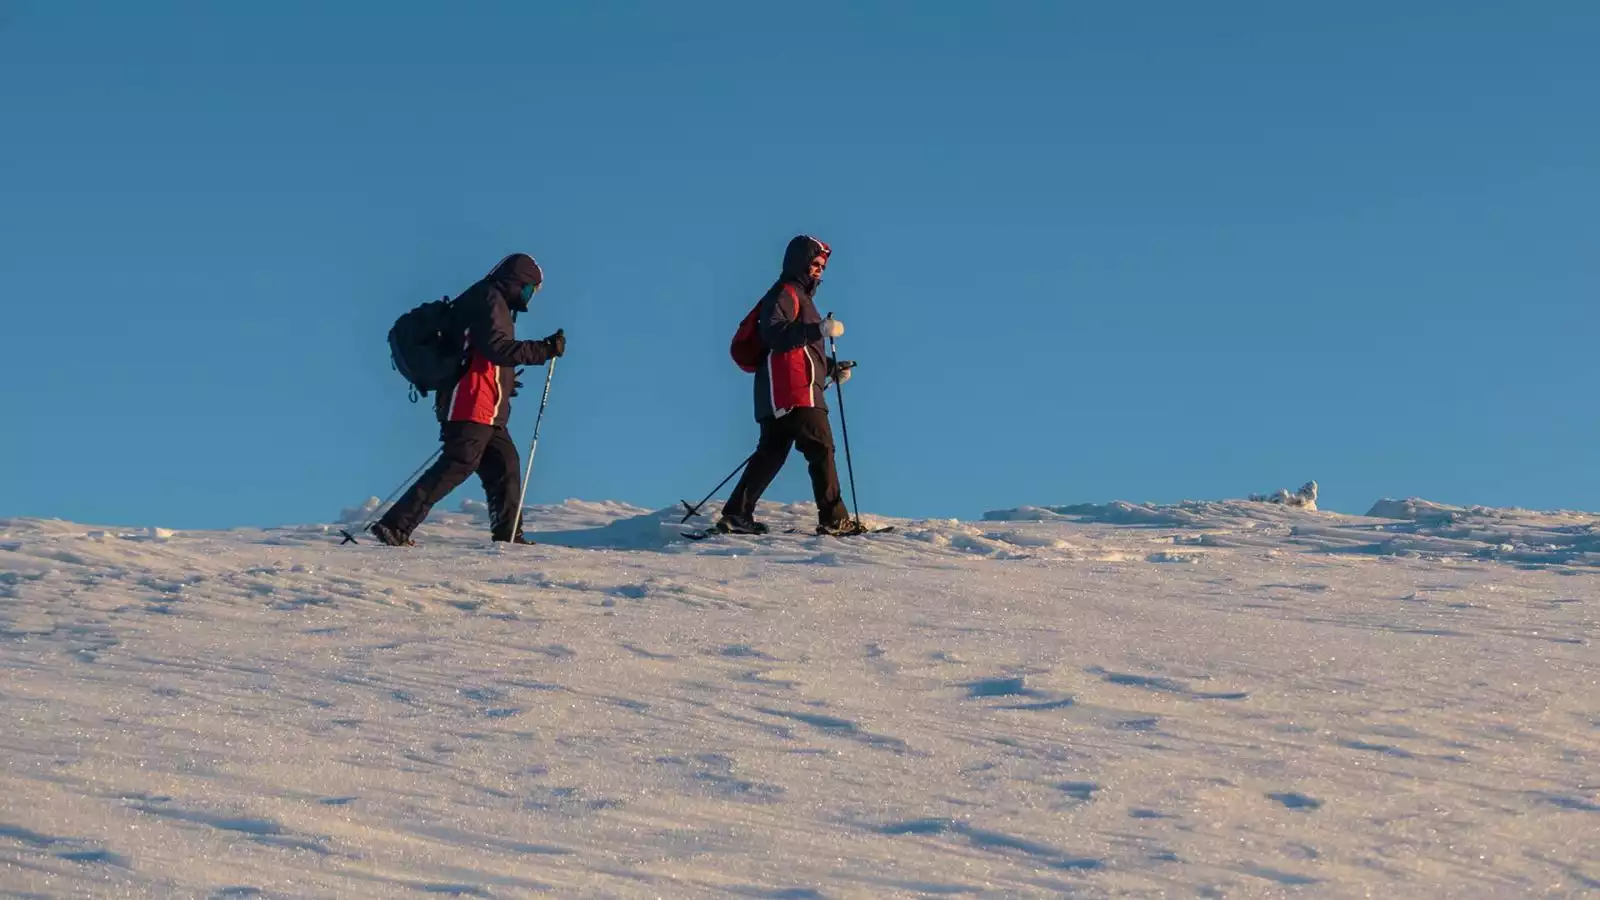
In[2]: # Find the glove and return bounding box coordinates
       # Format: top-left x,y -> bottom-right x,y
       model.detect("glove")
542,329 -> 566,358
820,318 -> 844,339
829,359 -> 855,385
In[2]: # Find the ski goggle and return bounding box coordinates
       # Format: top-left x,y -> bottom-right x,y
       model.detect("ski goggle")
521,282 -> 542,304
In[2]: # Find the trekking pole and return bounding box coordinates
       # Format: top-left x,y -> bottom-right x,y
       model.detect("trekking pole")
825,313 -> 862,525
511,355 -> 557,537
679,455 -> 753,523
339,447 -> 443,544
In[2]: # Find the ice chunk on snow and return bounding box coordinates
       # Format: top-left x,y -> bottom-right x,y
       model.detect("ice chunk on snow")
1249,480 -> 1319,511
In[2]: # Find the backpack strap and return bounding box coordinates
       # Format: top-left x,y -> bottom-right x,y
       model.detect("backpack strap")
783,284 -> 802,320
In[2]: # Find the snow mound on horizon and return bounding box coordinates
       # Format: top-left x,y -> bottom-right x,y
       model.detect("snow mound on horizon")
983,493 -> 1600,570
1344,496 -> 1600,567
982,497 -> 1320,529
984,480 -> 1321,525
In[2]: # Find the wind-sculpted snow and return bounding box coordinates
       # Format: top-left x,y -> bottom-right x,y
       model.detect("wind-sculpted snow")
0,497 -> 1594,897
985,495 -> 1600,571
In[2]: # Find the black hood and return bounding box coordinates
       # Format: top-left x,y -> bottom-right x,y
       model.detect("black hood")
487,253 -> 544,312
780,234 -> 830,292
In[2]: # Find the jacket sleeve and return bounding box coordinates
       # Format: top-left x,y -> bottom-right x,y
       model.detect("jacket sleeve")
464,289 -> 551,366
758,287 -> 823,353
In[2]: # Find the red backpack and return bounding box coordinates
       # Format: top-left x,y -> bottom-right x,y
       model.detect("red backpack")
730,285 -> 800,373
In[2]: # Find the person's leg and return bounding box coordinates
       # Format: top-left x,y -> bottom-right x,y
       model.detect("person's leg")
787,409 -> 848,528
720,418 -> 795,529
476,426 -> 527,541
375,423 -> 494,541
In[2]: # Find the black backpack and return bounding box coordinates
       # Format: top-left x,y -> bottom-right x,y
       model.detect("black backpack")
388,295 -> 466,401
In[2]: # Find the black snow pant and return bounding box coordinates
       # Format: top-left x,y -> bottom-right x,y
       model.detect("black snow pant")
379,422 -> 524,540
723,408 -> 848,526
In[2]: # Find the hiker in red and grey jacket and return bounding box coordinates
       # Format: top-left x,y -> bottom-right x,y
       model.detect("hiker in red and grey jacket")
371,253 -> 565,546
719,235 -> 862,535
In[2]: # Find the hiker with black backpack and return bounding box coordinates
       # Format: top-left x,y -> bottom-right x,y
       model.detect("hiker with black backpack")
370,253 -> 565,546
718,235 -> 866,536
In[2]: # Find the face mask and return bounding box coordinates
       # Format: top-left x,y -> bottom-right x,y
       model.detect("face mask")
521,283 -> 541,305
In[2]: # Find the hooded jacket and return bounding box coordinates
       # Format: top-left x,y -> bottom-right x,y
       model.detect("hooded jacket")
436,254 -> 551,427
752,235 -> 832,421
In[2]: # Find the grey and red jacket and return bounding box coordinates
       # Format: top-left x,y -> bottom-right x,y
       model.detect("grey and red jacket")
752,236 -> 833,421
433,254 -> 551,428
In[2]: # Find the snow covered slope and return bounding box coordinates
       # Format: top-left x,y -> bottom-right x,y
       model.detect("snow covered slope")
1,498 -> 1595,898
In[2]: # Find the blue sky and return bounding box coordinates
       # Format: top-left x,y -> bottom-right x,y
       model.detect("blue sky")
2,1 -> 1596,529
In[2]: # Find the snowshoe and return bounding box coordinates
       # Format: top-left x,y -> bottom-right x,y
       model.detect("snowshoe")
715,515 -> 769,535
681,520 -> 895,542
368,522 -> 414,547
679,516 -> 768,541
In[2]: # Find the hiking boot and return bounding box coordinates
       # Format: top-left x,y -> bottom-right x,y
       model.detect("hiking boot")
817,518 -> 869,536
368,522 -> 414,546
493,532 -> 536,545
715,515 -> 769,535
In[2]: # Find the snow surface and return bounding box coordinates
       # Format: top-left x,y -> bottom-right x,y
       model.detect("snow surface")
1,496 -> 1595,898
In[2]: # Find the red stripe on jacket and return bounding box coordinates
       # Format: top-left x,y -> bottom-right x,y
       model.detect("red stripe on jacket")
446,333 -> 504,425
765,285 -> 820,414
